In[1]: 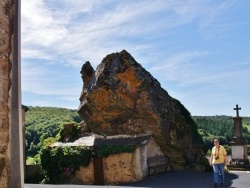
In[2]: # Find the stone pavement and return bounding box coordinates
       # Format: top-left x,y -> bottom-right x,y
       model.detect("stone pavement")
25,170 -> 250,188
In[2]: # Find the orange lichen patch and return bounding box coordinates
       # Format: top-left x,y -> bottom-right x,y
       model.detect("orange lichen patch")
88,88 -> 113,107
145,112 -> 159,125
101,111 -> 123,119
138,91 -> 150,103
114,93 -> 135,109
90,113 -> 103,123
135,108 -> 159,131
100,123 -> 109,130
116,67 -> 142,92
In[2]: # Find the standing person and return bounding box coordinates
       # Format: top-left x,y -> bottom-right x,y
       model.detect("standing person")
210,139 -> 227,187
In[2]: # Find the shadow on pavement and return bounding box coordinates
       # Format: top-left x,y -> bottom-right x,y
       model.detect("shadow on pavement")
25,170 -> 244,188
123,170 -> 239,188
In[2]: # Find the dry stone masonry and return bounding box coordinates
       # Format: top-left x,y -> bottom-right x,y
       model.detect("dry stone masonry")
0,0 -> 14,187
78,50 -> 207,168
0,1 -> 22,187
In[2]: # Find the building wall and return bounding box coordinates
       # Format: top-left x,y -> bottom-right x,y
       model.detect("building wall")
147,137 -> 164,157
139,143 -> 148,177
73,139 -> 164,185
103,152 -> 134,184
74,159 -> 94,184
0,0 -> 14,187
73,148 -> 144,185
146,137 -> 166,175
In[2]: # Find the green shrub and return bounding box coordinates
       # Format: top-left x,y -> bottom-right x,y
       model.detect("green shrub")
58,122 -> 81,142
247,145 -> 250,155
40,144 -> 136,183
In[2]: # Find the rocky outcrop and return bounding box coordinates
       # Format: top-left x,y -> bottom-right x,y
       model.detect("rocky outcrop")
78,50 -> 207,167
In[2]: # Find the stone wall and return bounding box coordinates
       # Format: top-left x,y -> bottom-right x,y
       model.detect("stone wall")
74,160 -> 94,184
103,152 -> 135,184
0,0 -> 14,187
146,137 -> 164,157
72,139 -> 163,185
73,152 -> 138,185
73,148 -> 144,185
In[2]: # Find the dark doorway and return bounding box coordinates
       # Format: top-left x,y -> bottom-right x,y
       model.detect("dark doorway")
93,157 -> 104,185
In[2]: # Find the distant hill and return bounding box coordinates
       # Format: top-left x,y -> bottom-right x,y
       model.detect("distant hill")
25,106 -> 81,158
192,115 -> 250,153
24,106 -> 250,158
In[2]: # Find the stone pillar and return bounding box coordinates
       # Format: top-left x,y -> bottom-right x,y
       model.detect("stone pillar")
0,0 -> 23,187
233,116 -> 243,140
10,0 -> 24,187
230,105 -> 248,165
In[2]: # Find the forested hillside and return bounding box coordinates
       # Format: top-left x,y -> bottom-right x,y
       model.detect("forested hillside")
24,107 -> 250,161
192,116 -> 250,153
25,107 -> 81,159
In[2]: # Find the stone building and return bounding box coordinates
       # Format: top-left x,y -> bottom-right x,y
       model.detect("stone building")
0,1 -> 23,188
52,134 -> 166,185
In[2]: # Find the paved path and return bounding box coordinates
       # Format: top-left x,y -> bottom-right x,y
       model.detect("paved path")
25,170 -> 250,188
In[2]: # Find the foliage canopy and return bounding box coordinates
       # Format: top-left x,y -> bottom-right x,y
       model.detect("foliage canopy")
192,115 -> 250,154
25,106 -> 81,158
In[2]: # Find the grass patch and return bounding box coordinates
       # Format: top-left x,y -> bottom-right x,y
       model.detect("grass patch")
26,157 -> 36,165
243,125 -> 250,131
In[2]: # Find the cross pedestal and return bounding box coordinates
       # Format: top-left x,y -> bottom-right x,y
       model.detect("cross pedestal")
230,104 -> 248,165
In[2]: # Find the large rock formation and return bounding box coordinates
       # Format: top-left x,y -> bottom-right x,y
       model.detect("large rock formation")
78,50 -> 207,167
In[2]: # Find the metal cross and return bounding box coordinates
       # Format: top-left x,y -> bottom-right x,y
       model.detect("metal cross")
234,104 -> 241,117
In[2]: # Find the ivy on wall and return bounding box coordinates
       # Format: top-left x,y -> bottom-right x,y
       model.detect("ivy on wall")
40,145 -> 136,183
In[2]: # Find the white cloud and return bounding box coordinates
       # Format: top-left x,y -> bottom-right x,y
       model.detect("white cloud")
21,0 -> 250,116
21,0 -> 68,47
21,48 -> 54,60
148,49 -> 250,97
148,51 -> 210,84
21,60 -> 82,97
22,0 -> 237,67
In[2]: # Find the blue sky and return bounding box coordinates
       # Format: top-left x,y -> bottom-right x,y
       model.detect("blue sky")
21,0 -> 250,116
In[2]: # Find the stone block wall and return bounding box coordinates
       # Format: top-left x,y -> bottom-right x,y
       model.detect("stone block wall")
146,137 -> 164,157
0,0 -> 14,187
103,152 -> 135,184
73,147 -> 146,185
74,160 -> 94,184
